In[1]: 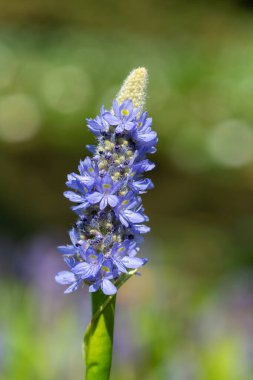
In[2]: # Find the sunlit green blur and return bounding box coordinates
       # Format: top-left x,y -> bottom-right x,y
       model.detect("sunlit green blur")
1,1 -> 253,379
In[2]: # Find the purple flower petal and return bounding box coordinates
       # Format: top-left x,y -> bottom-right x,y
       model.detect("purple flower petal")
101,279 -> 117,295
103,112 -> 119,125
55,271 -> 76,285
132,224 -> 151,234
64,191 -> 84,203
112,99 -> 120,115
131,178 -> 154,193
115,124 -> 125,133
72,262 -> 94,278
108,195 -> 118,207
71,201 -> 90,212
89,281 -> 101,293
87,191 -> 103,204
100,196 -> 108,210
124,121 -> 135,131
123,210 -> 146,224
122,256 -> 147,269
64,281 -> 80,294
57,245 -> 76,256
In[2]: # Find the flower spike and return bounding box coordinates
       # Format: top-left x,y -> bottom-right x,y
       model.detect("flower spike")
56,68 -> 157,296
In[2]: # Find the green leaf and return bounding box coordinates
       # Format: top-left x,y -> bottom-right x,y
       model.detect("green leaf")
84,269 -> 138,380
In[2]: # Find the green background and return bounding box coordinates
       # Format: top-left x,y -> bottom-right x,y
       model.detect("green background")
0,1 -> 253,379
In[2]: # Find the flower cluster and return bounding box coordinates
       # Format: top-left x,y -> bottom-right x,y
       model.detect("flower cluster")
55,99 -> 157,295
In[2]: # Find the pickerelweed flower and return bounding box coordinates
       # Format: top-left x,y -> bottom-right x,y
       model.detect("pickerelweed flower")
56,67 -> 157,296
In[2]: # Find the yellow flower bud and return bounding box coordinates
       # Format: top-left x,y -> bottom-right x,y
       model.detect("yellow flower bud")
98,160 -> 107,170
126,150 -> 133,157
116,67 -> 148,111
119,190 -> 127,196
113,171 -> 120,179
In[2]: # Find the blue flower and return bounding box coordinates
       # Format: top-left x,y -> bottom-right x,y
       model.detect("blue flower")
72,247 -> 103,278
132,112 -> 157,145
89,260 -> 117,295
115,193 -> 148,227
86,106 -> 109,135
55,257 -> 82,294
131,159 -> 155,174
87,175 -> 120,210
129,178 -> 154,194
55,271 -> 81,294
77,157 -> 99,188
66,160 -> 98,194
111,241 -> 147,273
56,97 -> 157,296
64,189 -> 90,213
103,100 -> 139,133
57,228 -> 79,256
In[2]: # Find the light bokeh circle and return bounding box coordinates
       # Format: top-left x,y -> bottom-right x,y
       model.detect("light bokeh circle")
0,94 -> 41,143
207,120 -> 253,168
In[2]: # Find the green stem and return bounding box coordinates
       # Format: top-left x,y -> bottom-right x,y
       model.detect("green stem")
84,270 -> 138,380
85,291 -> 116,380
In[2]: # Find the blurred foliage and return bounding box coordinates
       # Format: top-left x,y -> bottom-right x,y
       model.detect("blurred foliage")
0,0 -> 253,379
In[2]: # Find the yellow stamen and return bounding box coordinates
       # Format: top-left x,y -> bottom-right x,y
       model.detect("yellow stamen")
121,109 -> 129,116
102,184 -> 111,189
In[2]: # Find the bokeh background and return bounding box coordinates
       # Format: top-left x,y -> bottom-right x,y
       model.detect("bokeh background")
1,1 -> 253,379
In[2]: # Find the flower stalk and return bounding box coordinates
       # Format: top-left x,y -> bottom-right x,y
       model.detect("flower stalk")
84,292 -> 116,380
84,269 -> 138,380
